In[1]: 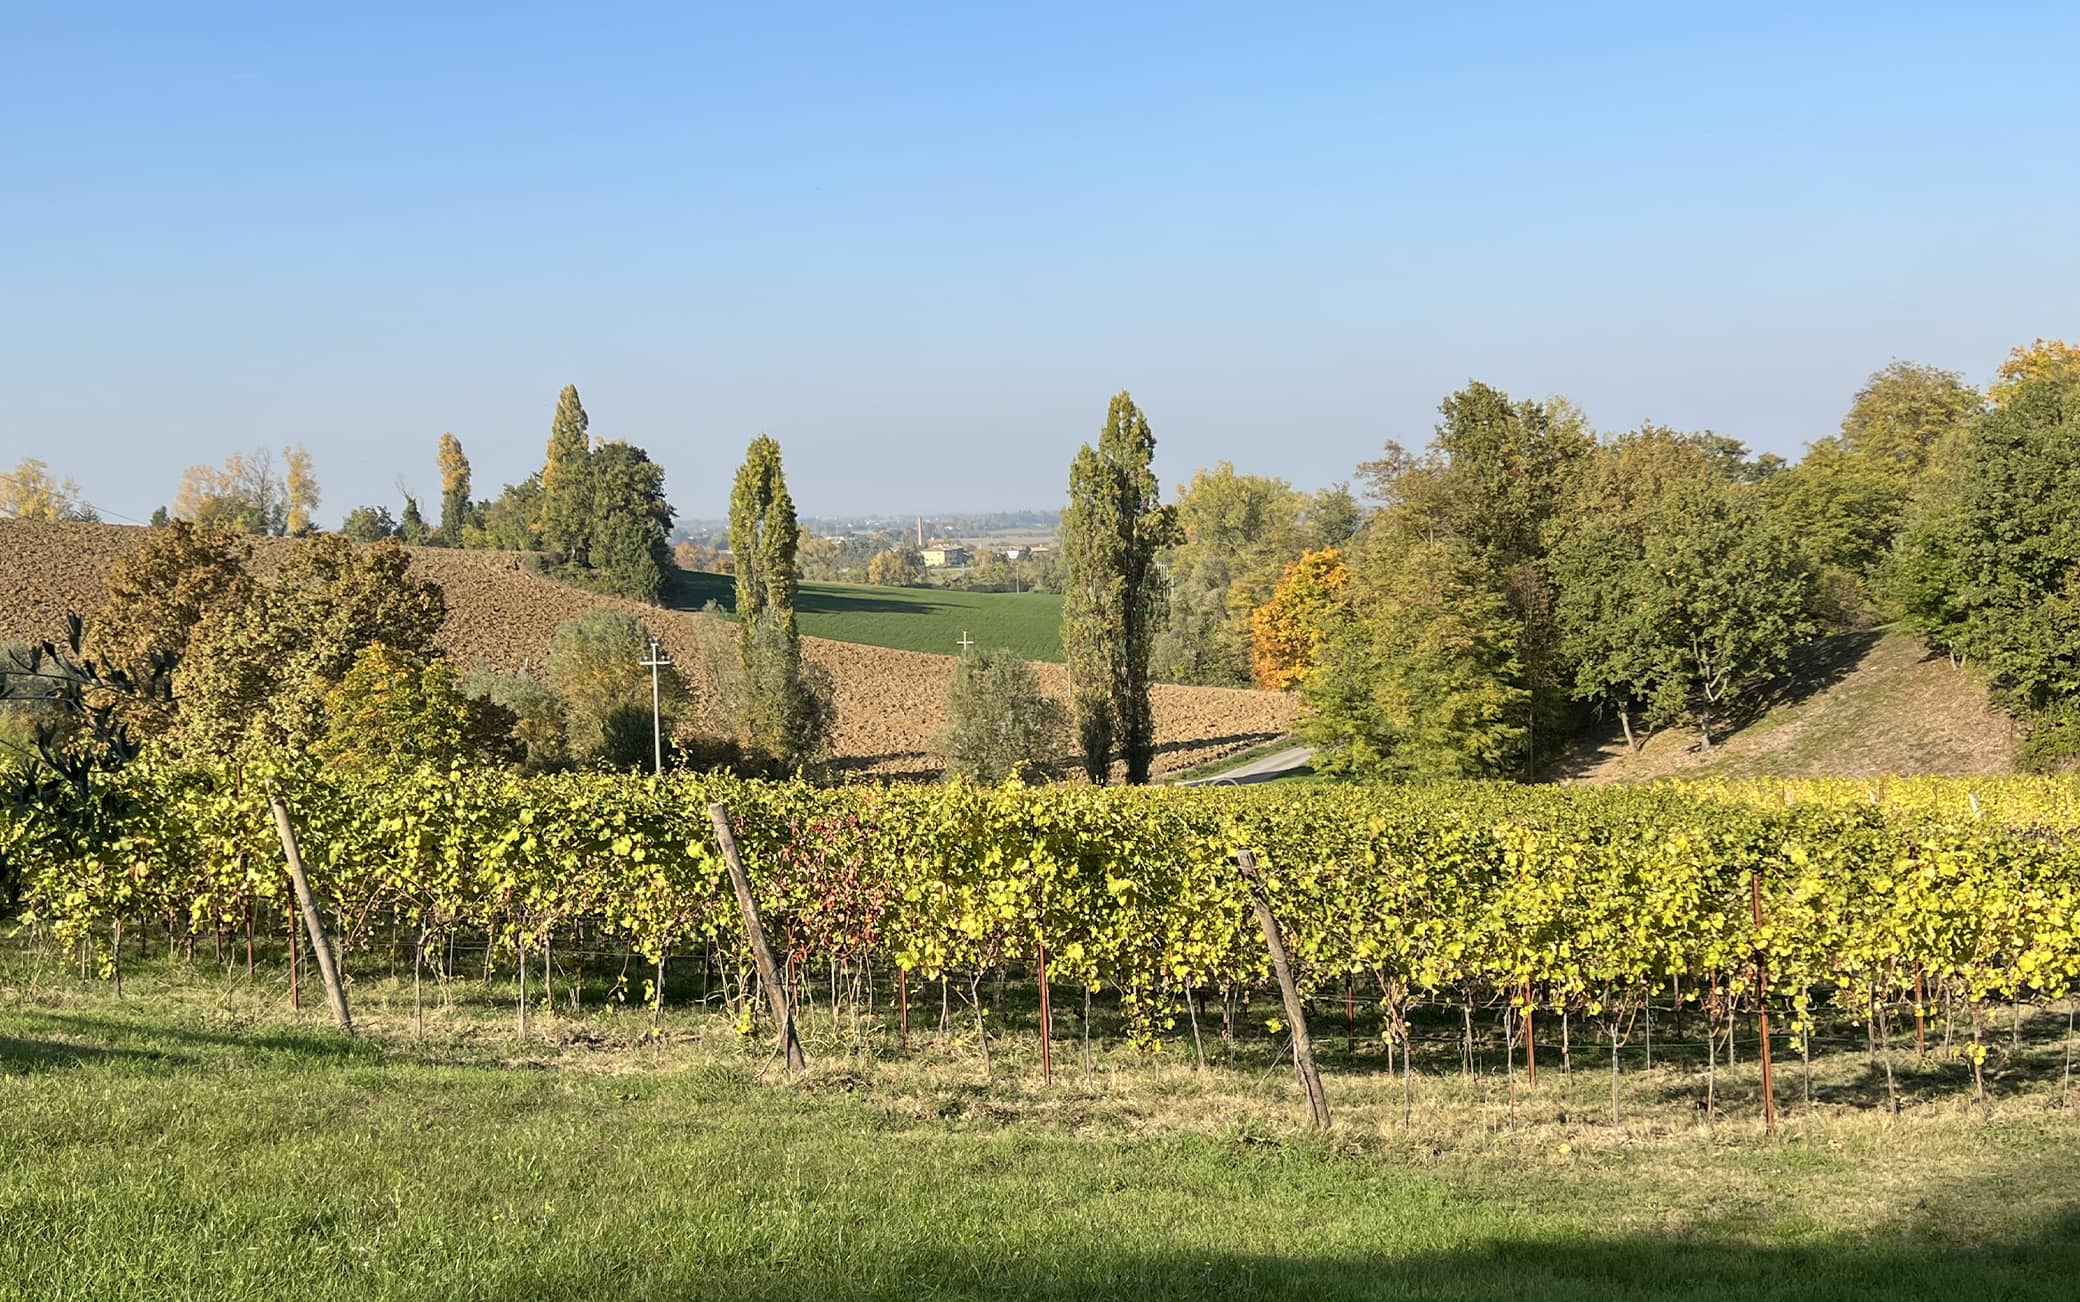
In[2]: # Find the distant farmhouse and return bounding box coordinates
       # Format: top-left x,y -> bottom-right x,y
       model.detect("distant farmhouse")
921,544 -> 971,568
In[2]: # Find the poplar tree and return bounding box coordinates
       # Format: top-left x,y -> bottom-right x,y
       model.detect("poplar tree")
436,432 -> 473,543
729,435 -> 827,767
1060,391 -> 1174,784
539,385 -> 592,562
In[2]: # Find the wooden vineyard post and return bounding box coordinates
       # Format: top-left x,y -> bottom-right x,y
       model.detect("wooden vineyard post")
1751,871 -> 1775,1137
1240,849 -> 1331,1129
1915,966 -> 1928,1059
267,791 -> 353,1036
1525,981 -> 1537,1087
709,802 -> 807,1073
1037,942 -> 1053,1085
899,967 -> 910,1050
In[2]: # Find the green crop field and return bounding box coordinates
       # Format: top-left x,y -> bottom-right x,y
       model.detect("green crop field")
666,570 -> 1065,661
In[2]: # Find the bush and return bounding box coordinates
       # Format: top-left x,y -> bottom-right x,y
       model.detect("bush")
2018,706 -> 2080,774
546,608 -> 688,763
735,619 -> 837,774
934,648 -> 1067,783
599,702 -> 668,772
460,666 -> 569,770
314,646 -> 520,770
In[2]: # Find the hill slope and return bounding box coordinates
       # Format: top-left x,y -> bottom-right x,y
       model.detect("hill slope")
1558,628 -> 2017,781
0,521 -> 1294,778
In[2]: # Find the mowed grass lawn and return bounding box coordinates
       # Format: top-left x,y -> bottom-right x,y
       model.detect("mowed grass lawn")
4,967 -> 2079,1301
666,570 -> 1064,662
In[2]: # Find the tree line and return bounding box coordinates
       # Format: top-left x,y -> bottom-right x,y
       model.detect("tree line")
3,432 -> 841,791
1057,339 -> 2080,782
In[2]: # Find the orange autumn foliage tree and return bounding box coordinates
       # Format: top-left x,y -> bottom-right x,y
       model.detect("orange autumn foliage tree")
1250,547 -> 1350,689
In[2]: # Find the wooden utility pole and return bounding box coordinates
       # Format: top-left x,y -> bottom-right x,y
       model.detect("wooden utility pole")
639,637 -> 673,776
709,803 -> 806,1072
1240,849 -> 1330,1128
267,792 -> 352,1035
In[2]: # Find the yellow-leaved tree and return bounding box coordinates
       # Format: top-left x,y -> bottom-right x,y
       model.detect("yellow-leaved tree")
1991,339 -> 2080,407
1249,547 -> 1350,689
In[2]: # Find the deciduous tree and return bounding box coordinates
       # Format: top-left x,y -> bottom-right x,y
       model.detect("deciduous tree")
866,547 -> 923,586
1299,538 -> 1526,778
1,458 -> 97,521
538,385 -> 593,561
436,432 -> 473,544
314,646 -> 517,769
729,436 -> 830,767
1249,547 -> 1349,689
1990,338 -> 2080,408
176,536 -> 445,754
282,445 -> 320,535
1060,392 -> 1175,783
85,521 -> 253,733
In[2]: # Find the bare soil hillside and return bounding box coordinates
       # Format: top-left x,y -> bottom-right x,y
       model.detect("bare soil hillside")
0,521 -> 1296,777
1556,628 -> 2017,782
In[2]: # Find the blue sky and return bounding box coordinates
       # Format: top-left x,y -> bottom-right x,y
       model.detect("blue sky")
5,3 -> 2075,526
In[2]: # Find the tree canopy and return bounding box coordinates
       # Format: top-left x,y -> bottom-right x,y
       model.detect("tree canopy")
1060,392 -> 1175,783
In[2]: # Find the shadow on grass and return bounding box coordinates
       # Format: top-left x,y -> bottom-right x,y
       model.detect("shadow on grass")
0,1033 -> 195,1076
664,571 -> 1057,622
1723,628 -> 1886,729
1544,629 -> 1886,779
3,1008 -> 377,1065
515,1211 -> 2080,1302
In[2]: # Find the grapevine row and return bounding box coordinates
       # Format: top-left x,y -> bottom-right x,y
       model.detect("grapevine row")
9,763 -> 2079,1064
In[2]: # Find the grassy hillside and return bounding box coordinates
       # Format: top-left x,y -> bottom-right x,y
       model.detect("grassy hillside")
667,571 -> 1065,662
1558,627 -> 2017,781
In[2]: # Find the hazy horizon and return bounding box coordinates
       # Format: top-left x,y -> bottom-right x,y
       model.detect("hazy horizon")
8,4 -> 2076,527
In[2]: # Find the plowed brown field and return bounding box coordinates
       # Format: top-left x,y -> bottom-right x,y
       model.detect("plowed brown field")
1,521 -> 1295,777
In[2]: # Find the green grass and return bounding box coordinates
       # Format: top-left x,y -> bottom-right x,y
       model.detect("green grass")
666,570 -> 1065,662
4,951 -> 2079,1300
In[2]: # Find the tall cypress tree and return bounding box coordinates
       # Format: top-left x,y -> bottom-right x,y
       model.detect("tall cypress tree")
1061,392 -> 1174,784
539,385 -> 592,562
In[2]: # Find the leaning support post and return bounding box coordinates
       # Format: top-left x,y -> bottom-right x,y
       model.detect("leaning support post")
1037,941 -> 1053,1085
709,802 -> 807,1073
1240,849 -> 1330,1129
267,791 -> 353,1036
1751,871 -> 1776,1137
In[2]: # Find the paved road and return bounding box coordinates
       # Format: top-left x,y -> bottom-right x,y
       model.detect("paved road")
1181,744 -> 1315,787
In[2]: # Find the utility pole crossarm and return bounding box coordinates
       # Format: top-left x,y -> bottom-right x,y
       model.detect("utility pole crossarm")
638,636 -> 673,776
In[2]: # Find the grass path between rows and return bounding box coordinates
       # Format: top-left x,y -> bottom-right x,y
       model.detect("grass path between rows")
4,973 -> 2079,1301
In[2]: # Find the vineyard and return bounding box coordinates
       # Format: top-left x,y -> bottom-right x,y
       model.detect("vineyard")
8,765 -> 2080,1130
